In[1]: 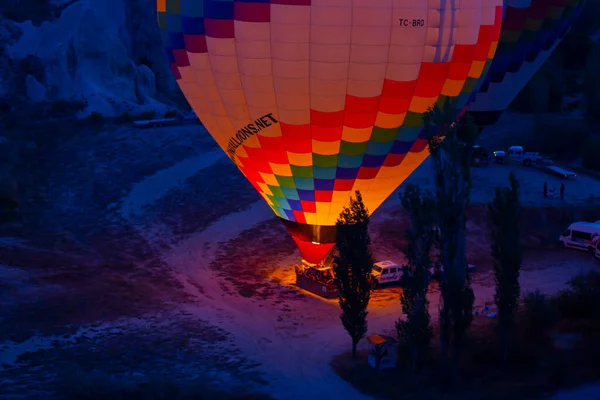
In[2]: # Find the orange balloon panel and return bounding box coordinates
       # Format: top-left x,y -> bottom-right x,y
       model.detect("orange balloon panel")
159,0 -> 503,263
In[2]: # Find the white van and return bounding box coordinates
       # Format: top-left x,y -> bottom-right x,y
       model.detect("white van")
559,222 -> 600,253
372,261 -> 403,287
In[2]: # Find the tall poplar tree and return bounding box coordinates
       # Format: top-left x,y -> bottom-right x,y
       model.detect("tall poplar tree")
333,191 -> 374,358
423,100 -> 476,385
396,184 -> 435,382
489,171 -> 522,364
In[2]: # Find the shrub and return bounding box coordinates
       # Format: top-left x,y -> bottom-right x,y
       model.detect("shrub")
0,196 -> 19,223
13,54 -> 44,92
2,0 -> 72,25
553,271 -> 600,319
522,289 -> 558,339
0,196 -> 18,210
137,56 -> 153,68
85,112 -> 103,122
138,110 -> 156,120
117,112 -> 133,123
563,70 -> 584,97
169,90 -> 192,112
47,99 -> 87,117
532,117 -> 590,160
564,99 -> 582,113
581,135 -> 600,171
0,98 -> 10,111
560,31 -> 594,69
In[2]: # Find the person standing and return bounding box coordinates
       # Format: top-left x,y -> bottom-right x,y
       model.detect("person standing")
544,181 -> 548,198
560,182 -> 565,200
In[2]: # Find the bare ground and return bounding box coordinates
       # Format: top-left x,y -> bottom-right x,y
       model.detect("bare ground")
0,122 -> 267,398
0,310 -> 264,399
1,118 -> 600,399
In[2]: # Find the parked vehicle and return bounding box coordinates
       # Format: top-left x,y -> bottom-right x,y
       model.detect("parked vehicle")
507,145 -> 540,166
536,158 -> 577,179
493,150 -> 506,164
372,261 -> 404,287
559,222 -> 600,254
543,164 -> 577,179
429,263 -> 476,280
472,145 -> 490,167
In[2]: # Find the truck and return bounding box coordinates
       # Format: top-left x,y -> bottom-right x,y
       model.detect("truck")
536,157 -> 577,179
506,145 -> 540,166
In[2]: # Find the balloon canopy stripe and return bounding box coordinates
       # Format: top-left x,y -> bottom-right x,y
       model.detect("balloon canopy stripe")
159,0 -> 503,262
468,0 -> 584,118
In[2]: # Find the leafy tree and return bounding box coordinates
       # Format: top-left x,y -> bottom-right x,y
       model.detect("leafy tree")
584,41 -> 600,121
581,135 -> 600,171
396,184 -> 435,383
333,190 -> 374,358
423,100 -> 476,385
0,195 -> 19,223
489,172 -> 522,364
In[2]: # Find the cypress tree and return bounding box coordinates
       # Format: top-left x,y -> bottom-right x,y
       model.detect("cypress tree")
489,172 -> 522,364
333,190 -> 374,358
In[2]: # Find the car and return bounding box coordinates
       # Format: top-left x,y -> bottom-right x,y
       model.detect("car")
493,150 -> 506,164
371,261 -> 404,287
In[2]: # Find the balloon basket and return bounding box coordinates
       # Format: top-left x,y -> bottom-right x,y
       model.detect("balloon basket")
294,264 -> 337,299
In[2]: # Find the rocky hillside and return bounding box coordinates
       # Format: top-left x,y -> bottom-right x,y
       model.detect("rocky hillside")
0,0 -> 182,119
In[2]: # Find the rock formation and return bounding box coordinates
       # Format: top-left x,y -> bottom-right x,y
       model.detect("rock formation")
1,0 -> 178,118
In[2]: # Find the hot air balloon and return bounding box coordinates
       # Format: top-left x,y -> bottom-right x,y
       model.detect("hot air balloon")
466,0 -> 585,126
157,0 -> 503,265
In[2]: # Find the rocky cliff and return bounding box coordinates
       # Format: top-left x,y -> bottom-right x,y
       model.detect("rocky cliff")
0,0 -> 180,118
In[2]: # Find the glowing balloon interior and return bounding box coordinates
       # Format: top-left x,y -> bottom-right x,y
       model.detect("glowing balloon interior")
467,0 -> 585,125
158,0 -> 503,264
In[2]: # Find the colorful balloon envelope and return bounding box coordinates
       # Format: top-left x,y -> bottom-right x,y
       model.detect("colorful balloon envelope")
467,0 -> 585,125
158,0 -> 503,264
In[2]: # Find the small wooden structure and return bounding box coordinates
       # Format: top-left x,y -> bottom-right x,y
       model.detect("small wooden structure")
367,334 -> 398,370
